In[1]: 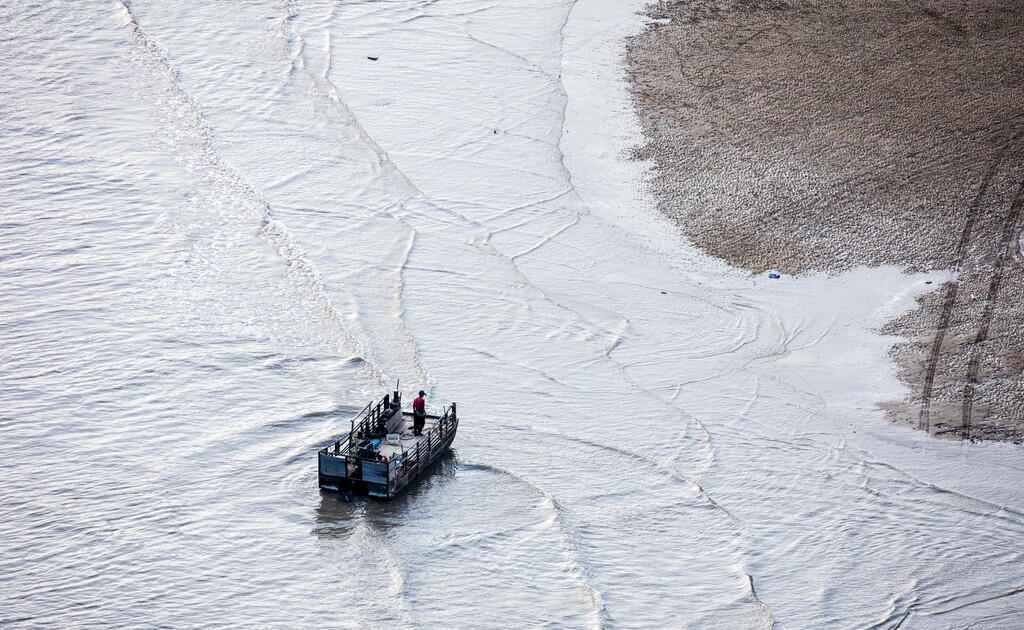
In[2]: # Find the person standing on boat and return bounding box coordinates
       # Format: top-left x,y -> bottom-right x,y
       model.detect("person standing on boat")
413,390 -> 426,436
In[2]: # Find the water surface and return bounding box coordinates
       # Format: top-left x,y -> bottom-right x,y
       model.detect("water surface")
2,1 -> 1023,627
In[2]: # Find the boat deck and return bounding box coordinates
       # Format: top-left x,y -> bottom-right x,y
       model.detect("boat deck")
377,411 -> 441,460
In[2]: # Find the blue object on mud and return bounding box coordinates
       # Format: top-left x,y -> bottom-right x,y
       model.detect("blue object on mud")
768,273 -> 781,279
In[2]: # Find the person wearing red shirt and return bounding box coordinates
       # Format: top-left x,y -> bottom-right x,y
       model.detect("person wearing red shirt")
412,390 -> 426,436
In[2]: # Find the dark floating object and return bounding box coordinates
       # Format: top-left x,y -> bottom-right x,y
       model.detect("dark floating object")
661,291 -> 667,294
367,56 -> 379,61
319,388 -> 459,499
768,273 -> 781,279
925,281 -> 932,284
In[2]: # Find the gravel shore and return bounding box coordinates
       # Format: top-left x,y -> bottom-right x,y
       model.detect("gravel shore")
626,0 -> 1024,440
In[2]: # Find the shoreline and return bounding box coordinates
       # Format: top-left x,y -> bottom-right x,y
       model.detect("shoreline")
624,0 -> 1024,441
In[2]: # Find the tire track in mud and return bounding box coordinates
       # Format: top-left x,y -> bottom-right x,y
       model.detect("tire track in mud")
918,134 -> 1020,434
960,179 -> 1024,437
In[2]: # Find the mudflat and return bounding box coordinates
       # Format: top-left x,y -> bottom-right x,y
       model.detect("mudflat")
626,0 -> 1024,440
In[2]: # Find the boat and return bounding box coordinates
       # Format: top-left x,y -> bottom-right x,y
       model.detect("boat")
318,388 -> 459,498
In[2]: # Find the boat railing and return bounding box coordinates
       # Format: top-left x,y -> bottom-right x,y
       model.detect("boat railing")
350,393 -> 398,447
389,403 -> 459,494
320,393 -> 398,457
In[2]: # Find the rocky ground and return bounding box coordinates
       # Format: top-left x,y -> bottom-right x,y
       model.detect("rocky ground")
626,0 -> 1024,440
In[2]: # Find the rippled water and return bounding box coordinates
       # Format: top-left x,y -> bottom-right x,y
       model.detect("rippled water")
3,1 -> 1024,627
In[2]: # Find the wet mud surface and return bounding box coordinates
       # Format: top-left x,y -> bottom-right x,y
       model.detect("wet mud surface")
626,0 -> 1024,439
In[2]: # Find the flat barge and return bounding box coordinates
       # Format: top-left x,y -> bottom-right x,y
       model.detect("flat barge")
318,390 -> 458,498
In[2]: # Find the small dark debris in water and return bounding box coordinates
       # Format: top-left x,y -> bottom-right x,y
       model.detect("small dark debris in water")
768,273 -> 781,279
926,281 -> 932,284
661,291 -> 667,294
367,56 -> 379,61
